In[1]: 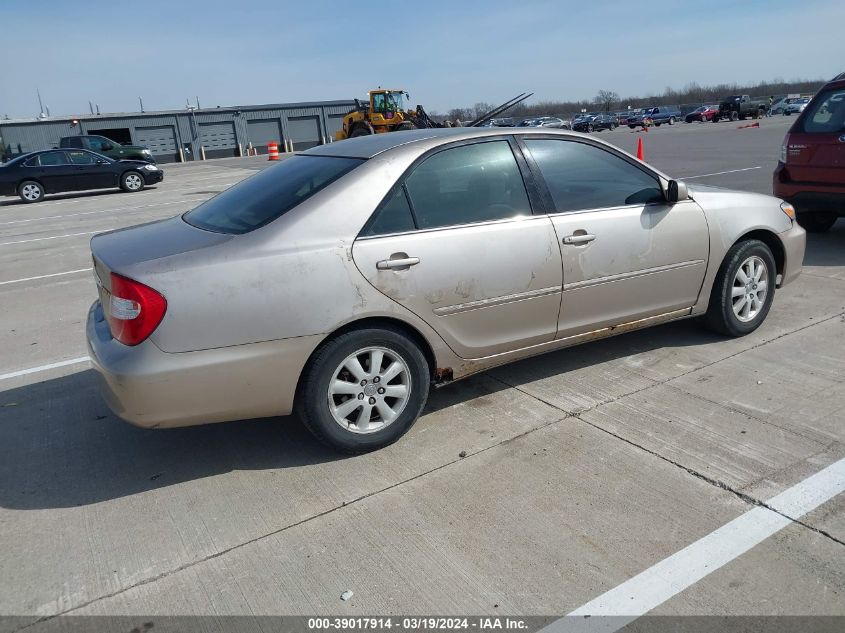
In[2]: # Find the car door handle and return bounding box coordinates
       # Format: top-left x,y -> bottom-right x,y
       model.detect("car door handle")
562,233 -> 596,245
376,257 -> 420,270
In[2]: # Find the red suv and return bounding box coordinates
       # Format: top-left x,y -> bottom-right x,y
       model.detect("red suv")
773,73 -> 845,232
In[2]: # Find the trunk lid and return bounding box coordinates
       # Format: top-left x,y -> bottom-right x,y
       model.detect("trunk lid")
91,216 -> 232,316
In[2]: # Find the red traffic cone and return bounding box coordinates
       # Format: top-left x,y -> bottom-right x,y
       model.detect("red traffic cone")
636,137 -> 645,161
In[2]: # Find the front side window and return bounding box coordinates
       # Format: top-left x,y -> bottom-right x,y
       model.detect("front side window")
372,93 -> 385,113
524,139 -> 664,212
68,150 -> 96,165
802,89 -> 845,133
403,140 -> 531,230
87,138 -> 104,151
184,155 -> 363,234
37,151 -> 69,166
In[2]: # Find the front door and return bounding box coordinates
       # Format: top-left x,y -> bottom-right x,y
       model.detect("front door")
66,150 -> 115,190
352,139 -> 563,359
520,137 -> 709,338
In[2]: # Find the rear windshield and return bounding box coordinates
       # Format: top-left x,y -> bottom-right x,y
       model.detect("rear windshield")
801,88 -> 845,134
183,155 -> 364,234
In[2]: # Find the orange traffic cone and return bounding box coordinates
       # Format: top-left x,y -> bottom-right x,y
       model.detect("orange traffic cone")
636,137 -> 645,161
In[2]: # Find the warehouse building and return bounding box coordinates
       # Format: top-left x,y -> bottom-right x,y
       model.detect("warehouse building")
0,99 -> 356,163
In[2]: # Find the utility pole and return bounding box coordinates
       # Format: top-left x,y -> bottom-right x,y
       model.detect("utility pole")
139,96 -> 145,113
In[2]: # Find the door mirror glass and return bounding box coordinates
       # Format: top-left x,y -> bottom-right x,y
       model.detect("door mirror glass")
667,179 -> 688,203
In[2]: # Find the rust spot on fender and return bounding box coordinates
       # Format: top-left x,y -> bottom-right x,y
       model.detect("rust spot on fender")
434,367 -> 454,384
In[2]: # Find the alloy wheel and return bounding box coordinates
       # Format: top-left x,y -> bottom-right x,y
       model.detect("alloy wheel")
125,174 -> 143,190
327,346 -> 411,434
731,256 -> 769,322
21,184 -> 41,200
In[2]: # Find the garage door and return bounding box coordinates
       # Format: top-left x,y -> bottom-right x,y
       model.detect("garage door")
246,119 -> 282,154
287,116 -> 322,151
327,114 -> 345,141
199,122 -> 237,158
135,126 -> 178,163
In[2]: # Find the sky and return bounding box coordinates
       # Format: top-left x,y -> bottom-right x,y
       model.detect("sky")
1,0 -> 843,119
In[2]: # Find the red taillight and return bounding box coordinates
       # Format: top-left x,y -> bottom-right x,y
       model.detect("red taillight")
106,273 -> 167,346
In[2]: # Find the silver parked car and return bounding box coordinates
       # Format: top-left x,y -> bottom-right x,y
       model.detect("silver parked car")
87,128 -> 805,452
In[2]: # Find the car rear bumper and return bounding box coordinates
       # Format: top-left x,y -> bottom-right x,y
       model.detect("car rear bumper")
86,301 -> 322,428
778,221 -> 806,287
773,164 -> 845,215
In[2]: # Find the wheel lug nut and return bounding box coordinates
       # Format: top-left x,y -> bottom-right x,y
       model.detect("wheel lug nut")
368,397 -> 376,405
358,393 -> 364,400
373,376 -> 380,383
378,387 -> 385,394
360,380 -> 367,386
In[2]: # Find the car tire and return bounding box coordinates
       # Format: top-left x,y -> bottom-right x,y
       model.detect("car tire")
730,111 -> 739,121
668,116 -> 675,125
609,123 -> 616,130
120,171 -> 145,193
296,326 -> 430,453
586,124 -> 594,133
797,212 -> 837,233
704,240 -> 776,337
628,125 -> 635,129
18,180 -> 44,203
350,126 -> 372,137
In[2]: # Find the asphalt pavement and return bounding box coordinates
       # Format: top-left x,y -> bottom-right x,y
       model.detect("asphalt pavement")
0,117 -> 843,628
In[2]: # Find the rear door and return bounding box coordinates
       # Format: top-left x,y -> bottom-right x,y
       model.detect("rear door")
786,85 -> 845,186
30,151 -> 75,192
352,138 -> 563,360
519,136 -> 709,339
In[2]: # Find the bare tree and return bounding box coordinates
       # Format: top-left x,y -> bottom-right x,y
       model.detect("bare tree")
594,90 -> 620,112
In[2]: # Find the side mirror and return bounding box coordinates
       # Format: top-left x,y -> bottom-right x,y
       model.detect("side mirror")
667,179 -> 689,203
101,144 -> 112,151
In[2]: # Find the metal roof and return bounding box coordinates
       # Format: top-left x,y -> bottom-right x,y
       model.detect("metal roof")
0,100 -> 355,126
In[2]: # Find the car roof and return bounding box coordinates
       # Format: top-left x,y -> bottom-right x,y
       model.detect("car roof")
304,127 -> 667,165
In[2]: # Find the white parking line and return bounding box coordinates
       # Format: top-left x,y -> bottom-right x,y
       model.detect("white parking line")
0,231 -> 99,246
543,457 -> 845,633
683,166 -> 762,179
0,196 -> 209,227
0,268 -> 91,286
0,356 -> 90,382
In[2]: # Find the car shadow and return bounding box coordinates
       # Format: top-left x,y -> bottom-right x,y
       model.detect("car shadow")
0,319 -> 721,511
0,188 -> 158,206
803,220 -> 845,268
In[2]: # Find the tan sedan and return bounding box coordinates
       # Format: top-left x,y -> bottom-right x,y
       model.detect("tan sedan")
86,128 -> 805,452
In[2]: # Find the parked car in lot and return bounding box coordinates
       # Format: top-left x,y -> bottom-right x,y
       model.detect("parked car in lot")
685,105 -> 719,123
86,127 -> 804,453
714,95 -> 768,121
0,149 -> 163,202
60,135 -> 155,163
774,75 -> 845,232
573,113 -> 617,132
783,98 -> 810,116
628,106 -> 681,127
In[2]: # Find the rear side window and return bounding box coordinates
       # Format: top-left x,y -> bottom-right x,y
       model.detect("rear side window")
524,139 -> 663,212
802,88 -> 845,133
403,140 -> 531,230
37,151 -> 69,166
362,186 -> 416,236
184,155 -> 363,234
